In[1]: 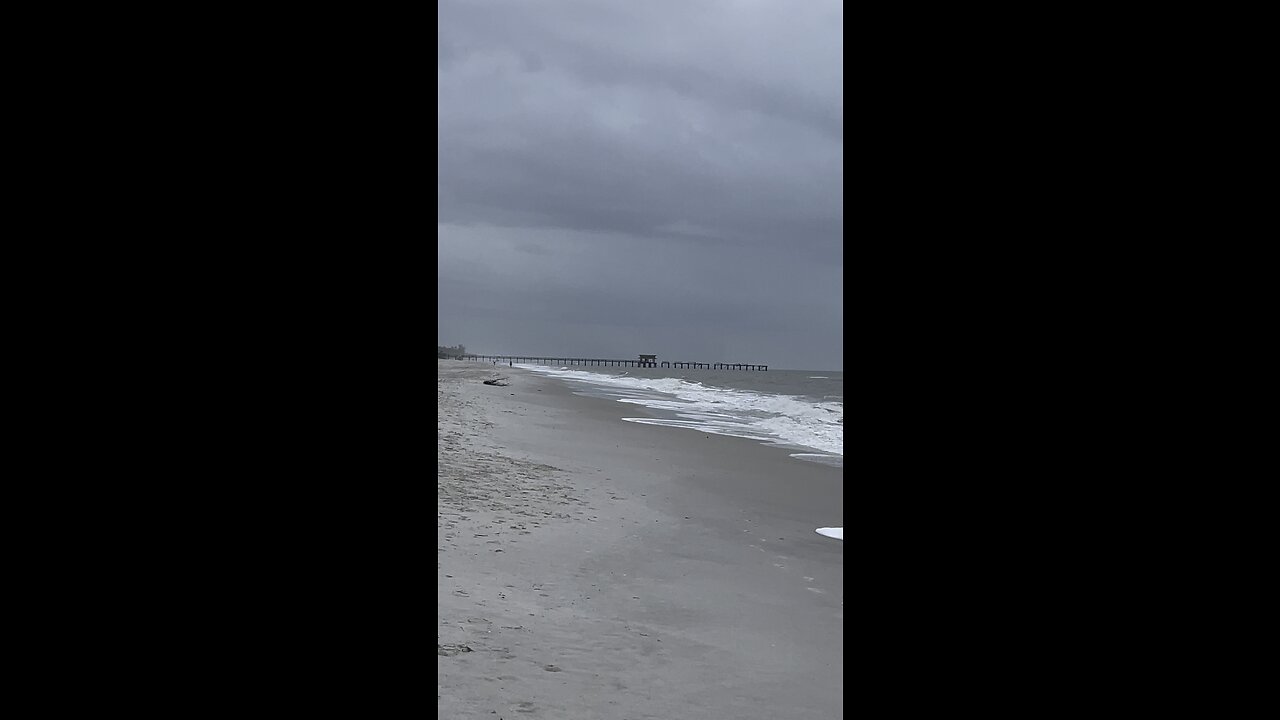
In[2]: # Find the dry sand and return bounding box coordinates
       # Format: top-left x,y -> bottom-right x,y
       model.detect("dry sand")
438,361 -> 843,719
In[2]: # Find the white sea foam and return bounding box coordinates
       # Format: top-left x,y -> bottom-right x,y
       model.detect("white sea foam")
517,365 -> 842,458
790,453 -> 843,468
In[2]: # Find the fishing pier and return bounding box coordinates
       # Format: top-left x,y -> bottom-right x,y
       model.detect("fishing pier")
456,353 -> 767,371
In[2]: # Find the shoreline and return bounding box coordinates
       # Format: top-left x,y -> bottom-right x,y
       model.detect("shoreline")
510,362 -> 845,467
438,360 -> 843,718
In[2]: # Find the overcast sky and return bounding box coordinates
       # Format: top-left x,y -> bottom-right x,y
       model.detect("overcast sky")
438,0 -> 843,370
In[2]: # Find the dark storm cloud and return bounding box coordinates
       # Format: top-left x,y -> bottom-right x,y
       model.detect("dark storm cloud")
438,0 -> 843,369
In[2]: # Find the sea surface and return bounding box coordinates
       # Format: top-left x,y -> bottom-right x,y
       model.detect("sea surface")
514,364 -> 843,469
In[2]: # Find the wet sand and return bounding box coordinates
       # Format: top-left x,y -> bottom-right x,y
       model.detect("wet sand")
438,361 -> 844,719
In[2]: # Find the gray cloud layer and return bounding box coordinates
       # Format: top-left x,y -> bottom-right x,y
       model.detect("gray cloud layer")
439,0 -> 843,369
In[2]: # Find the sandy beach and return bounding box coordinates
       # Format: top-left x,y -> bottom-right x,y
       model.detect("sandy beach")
438,361 -> 844,719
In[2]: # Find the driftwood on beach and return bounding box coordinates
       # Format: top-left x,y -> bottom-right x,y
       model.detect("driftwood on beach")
482,378 -> 509,386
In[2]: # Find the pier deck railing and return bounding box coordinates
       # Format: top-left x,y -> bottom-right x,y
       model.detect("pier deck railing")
455,355 -> 767,371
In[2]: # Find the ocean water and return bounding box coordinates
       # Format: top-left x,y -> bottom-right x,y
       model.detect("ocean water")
515,364 -> 843,468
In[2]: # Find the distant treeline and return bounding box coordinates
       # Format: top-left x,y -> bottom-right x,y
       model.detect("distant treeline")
438,344 -> 466,359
